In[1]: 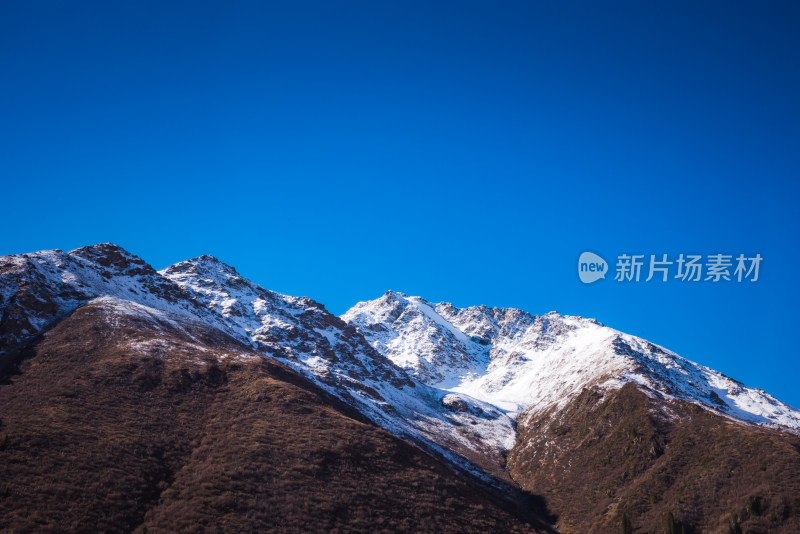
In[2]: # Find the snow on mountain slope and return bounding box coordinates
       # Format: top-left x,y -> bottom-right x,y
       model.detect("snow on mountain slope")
343,291 -> 800,431
0,244 -> 223,358
0,246 -> 519,482
160,256 -> 414,389
159,257 -> 518,481
5,244 -> 797,491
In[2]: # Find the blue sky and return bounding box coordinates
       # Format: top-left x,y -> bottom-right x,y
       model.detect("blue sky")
2,1 -> 799,405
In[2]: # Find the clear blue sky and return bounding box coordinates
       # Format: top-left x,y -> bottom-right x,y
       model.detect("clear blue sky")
2,1 -> 798,405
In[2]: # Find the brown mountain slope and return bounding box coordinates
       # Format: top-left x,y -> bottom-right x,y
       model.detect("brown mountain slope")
0,298 -> 545,533
507,383 -> 800,533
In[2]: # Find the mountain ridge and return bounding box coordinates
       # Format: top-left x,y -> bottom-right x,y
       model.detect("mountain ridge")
3,243 -> 800,533
0,294 -> 545,533
343,290 -> 800,429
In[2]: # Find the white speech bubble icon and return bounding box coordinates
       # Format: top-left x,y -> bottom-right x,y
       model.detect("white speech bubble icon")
578,252 -> 608,284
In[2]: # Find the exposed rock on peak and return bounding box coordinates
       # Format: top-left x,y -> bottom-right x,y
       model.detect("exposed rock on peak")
343,292 -> 800,429
69,242 -> 147,270
0,245 -> 220,363
164,254 -> 240,277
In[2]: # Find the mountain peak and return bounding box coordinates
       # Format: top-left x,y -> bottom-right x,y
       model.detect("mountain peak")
68,243 -> 150,273
191,254 -> 230,267
69,241 -> 136,258
161,254 -> 242,280
343,291 -> 800,430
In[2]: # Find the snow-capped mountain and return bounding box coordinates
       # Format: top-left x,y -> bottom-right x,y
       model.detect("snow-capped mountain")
341,290 -> 800,531
0,245 -> 518,482
0,273 -> 543,534
159,256 -> 518,481
4,245 -> 798,477
343,290 -> 800,431
4,244 -> 800,533
0,244 -> 221,360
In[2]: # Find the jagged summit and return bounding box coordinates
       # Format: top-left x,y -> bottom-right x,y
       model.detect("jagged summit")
0,244 -> 218,360
69,241 -> 140,259
343,291 -> 800,429
163,254 -> 241,276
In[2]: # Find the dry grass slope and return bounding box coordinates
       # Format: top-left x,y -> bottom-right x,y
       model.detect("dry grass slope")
508,383 -> 800,534
0,301 -> 543,533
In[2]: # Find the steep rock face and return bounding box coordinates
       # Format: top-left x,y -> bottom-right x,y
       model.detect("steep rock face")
0,297 -> 545,533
